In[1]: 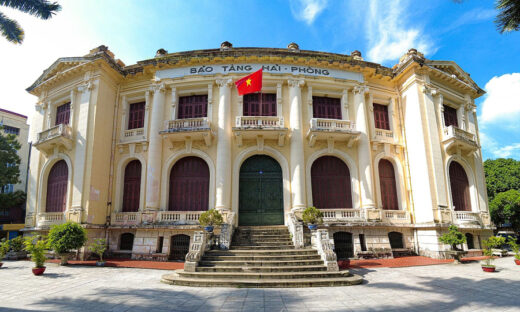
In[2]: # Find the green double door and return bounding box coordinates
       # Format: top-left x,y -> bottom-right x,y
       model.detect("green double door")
239,155 -> 284,226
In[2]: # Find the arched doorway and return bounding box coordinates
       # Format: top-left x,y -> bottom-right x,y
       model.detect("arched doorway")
239,155 -> 283,226
388,232 -> 404,249
333,232 -> 354,259
311,156 -> 352,209
169,234 -> 190,261
122,160 -> 141,212
466,233 -> 475,249
449,161 -> 471,211
169,157 -> 209,211
46,160 -> 68,212
379,159 -> 399,210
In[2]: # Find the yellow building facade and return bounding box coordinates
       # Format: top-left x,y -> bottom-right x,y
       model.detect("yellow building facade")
24,43 -> 492,260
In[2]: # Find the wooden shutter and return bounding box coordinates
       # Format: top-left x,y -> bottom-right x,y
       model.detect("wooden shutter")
243,93 -> 276,116
128,102 -> 145,129
169,157 -> 209,211
373,104 -> 390,130
443,105 -> 458,127
178,95 -> 208,119
122,160 -> 141,212
55,103 -> 71,126
311,156 -> 352,209
449,161 -> 471,211
46,160 -> 68,212
379,159 -> 399,210
312,96 -> 341,119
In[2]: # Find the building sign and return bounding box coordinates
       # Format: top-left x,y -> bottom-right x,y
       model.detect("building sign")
156,63 -> 363,82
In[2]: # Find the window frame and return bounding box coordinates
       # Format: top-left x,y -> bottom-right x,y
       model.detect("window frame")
373,103 -> 391,130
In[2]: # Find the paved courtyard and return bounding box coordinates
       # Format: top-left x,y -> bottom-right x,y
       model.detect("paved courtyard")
0,257 -> 519,312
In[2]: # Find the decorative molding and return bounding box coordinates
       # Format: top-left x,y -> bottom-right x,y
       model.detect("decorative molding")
352,85 -> 369,95
216,78 -> 233,88
288,79 -> 305,88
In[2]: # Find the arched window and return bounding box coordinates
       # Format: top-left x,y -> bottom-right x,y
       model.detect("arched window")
122,160 -> 141,212
449,161 -> 471,211
333,232 -> 354,259
388,232 -> 404,249
379,159 -> 399,210
169,157 -> 209,211
169,234 -> 190,261
46,160 -> 68,212
120,233 -> 134,250
465,233 -> 475,249
311,156 -> 352,209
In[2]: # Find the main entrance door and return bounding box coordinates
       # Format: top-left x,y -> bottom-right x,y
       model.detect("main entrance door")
239,155 -> 284,226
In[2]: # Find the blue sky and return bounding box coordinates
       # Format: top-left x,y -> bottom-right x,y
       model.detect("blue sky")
1,0 -> 519,160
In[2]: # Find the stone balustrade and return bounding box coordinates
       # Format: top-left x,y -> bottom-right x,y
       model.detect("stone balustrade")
382,210 -> 410,224
34,124 -> 73,154
309,118 -> 355,132
37,212 -> 65,227
164,117 -> 210,131
235,116 -> 284,128
321,209 -> 364,222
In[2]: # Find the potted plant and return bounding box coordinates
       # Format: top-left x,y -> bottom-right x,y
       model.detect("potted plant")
6,236 -> 27,260
508,237 -> 520,265
88,238 -> 107,266
481,236 -> 506,272
48,222 -> 87,265
0,239 -> 9,268
198,209 -> 223,232
438,225 -> 467,263
24,234 -> 48,275
302,206 -> 323,230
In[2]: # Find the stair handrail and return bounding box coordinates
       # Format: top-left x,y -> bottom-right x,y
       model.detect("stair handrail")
184,231 -> 210,272
218,211 -> 235,250
287,212 -> 304,248
311,229 -> 339,272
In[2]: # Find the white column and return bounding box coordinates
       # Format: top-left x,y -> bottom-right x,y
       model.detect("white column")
145,82 -> 166,210
120,96 -> 128,136
215,78 -> 233,211
143,91 -> 151,139
288,79 -> 306,211
170,88 -> 177,120
69,89 -> 76,130
353,85 -> 376,209
341,89 -> 349,120
277,83 -> 283,117
437,94 -> 445,129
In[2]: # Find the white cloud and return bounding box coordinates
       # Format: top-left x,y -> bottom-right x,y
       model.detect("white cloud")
365,0 -> 433,64
479,73 -> 520,124
290,0 -> 328,25
492,143 -> 520,158
445,8 -> 495,32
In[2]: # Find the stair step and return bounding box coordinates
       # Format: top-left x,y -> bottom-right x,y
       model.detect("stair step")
230,245 -> 295,250
205,249 -> 317,256
196,265 -> 328,273
178,271 -> 348,280
199,259 -> 325,267
202,254 -> 321,261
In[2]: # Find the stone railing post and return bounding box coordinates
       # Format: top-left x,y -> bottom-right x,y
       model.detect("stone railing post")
287,212 -> 304,248
184,231 -> 209,272
311,229 -> 339,272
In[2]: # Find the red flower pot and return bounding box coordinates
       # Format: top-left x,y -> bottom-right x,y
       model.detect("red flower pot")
0,262 -> 3,268
482,266 -> 495,272
515,259 -> 520,265
337,260 -> 350,270
32,267 -> 46,275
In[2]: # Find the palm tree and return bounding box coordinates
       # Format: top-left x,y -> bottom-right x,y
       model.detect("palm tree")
0,0 -> 61,44
496,0 -> 520,33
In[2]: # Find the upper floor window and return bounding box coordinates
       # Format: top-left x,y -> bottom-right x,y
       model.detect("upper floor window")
55,102 -> 71,126
443,105 -> 458,128
243,93 -> 276,116
3,125 -> 19,135
0,184 -> 14,194
178,95 -> 208,119
313,96 -> 341,119
373,103 -> 390,130
128,102 -> 145,130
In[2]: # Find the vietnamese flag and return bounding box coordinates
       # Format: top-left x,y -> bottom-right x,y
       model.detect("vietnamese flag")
235,69 -> 262,95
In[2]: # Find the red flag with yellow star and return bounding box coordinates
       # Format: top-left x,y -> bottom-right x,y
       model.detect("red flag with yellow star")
235,69 -> 262,95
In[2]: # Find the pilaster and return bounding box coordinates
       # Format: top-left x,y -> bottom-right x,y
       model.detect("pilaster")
288,79 -> 306,211
215,78 -> 233,211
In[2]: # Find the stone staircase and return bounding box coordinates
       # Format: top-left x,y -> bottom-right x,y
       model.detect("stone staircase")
161,226 -> 363,287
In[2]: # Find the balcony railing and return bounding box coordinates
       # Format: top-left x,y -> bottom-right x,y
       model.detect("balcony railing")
454,211 -> 480,223
164,118 -> 210,132
34,124 -> 73,154
443,126 -> 476,143
235,116 -> 285,128
382,210 -> 410,223
120,128 -> 145,143
309,118 -> 355,132
442,125 -> 478,155
161,118 -> 212,147
307,118 -> 360,148
37,212 -> 65,227
321,209 -> 364,222
157,211 -> 203,224
373,128 -> 395,144
111,212 -> 142,226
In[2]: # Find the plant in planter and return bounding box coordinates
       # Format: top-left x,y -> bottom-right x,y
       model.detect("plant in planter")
0,239 -> 9,268
507,237 -> 520,265
24,234 -> 48,275
198,209 -> 223,232
48,222 -> 87,265
88,238 -> 107,266
438,225 -> 467,263
302,206 -> 323,230
481,236 -> 506,272
6,236 -> 26,260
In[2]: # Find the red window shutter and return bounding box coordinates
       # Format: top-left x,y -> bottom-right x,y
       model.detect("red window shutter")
444,105 -> 458,128
312,96 -> 341,119
449,161 -> 471,211
243,93 -> 276,116
379,159 -> 399,210
373,104 -> 390,130
178,95 -> 208,119
55,103 -> 71,126
122,160 -> 141,212
169,157 -> 209,211
46,160 -> 68,212
311,156 -> 353,209
128,102 -> 145,129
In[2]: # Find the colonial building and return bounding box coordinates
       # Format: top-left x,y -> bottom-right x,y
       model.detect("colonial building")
24,42 -> 492,261
0,108 -> 30,240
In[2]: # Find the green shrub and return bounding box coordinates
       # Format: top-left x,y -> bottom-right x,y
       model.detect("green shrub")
48,222 -> 87,263
8,236 -> 24,252
482,236 -> 507,266
302,206 -> 323,225
24,235 -> 48,268
0,239 -> 9,260
88,238 -> 107,262
438,225 -> 466,251
199,209 -> 223,227
508,237 -> 520,261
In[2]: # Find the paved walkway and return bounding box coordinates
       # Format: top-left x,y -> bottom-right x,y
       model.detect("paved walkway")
0,257 -> 519,312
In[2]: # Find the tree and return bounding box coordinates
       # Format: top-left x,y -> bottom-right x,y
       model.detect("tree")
0,127 -> 21,188
48,222 -> 87,265
0,0 -> 61,44
496,0 -> 520,33
483,158 -> 520,202
439,225 -> 466,251
489,189 -> 520,230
